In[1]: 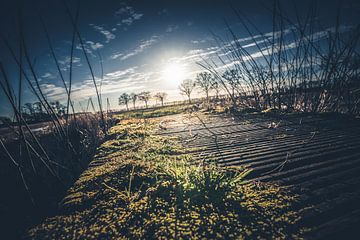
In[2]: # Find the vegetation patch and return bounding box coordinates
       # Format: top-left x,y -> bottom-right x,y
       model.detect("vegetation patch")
27,115 -> 309,239
114,104 -> 190,119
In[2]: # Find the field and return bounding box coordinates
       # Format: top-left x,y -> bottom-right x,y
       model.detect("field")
23,106 -> 360,239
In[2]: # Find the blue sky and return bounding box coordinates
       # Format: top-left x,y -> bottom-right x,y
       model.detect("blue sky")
0,0 -> 359,115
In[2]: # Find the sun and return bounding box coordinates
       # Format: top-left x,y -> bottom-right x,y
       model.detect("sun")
161,62 -> 186,87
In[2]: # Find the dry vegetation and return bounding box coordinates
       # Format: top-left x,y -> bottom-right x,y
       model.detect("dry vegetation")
196,3 -> 360,115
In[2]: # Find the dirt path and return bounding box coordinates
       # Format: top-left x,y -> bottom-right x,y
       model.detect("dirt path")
157,112 -> 360,239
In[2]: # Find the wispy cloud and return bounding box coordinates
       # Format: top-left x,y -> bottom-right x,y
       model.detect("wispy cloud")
191,39 -> 207,44
115,4 -> 143,28
57,56 -> 82,71
58,56 -> 81,66
41,72 -> 55,79
86,41 -> 104,50
119,36 -> 160,60
89,24 -> 116,43
121,13 -> 143,26
105,67 -> 138,78
40,83 -> 66,101
69,67 -> 155,103
75,40 -> 104,56
110,52 -> 124,60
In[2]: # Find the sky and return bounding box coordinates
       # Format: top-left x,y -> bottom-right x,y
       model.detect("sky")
0,0 -> 359,115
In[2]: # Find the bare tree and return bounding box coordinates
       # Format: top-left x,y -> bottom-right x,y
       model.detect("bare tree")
179,79 -> 196,103
138,91 -> 151,108
118,93 -> 131,111
130,93 -> 138,109
211,78 -> 221,99
154,92 -> 167,106
222,69 -> 241,97
196,72 -> 213,102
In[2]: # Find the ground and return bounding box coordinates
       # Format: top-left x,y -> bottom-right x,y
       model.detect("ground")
26,107 -> 360,239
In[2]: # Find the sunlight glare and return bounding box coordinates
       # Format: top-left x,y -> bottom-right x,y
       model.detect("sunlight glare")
161,62 -> 186,88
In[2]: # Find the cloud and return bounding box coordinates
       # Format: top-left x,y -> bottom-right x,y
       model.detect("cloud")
68,67 -> 155,104
105,67 -> 137,78
171,47 -> 219,63
86,41 -> 104,50
121,13 -> 144,26
75,41 -> 103,55
120,36 -> 160,60
110,52 -> 124,60
115,6 -> 133,15
90,24 -> 116,43
76,43 -> 93,55
41,72 -> 55,79
40,83 -> 66,101
58,56 -> 81,66
115,4 -> 143,28
57,56 -> 82,71
191,39 -> 207,44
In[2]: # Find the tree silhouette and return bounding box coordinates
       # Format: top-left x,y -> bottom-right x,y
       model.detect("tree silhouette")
222,69 -> 241,97
196,72 -> 213,102
211,79 -> 221,99
33,102 -> 43,114
138,91 -> 151,108
179,79 -> 196,103
130,93 -> 138,109
118,93 -> 131,111
154,92 -> 167,106
24,103 -> 34,115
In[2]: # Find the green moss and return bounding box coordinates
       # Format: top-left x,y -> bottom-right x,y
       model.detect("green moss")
28,117 -> 310,239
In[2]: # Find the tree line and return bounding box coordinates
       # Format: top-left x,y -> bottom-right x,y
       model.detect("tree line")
118,91 -> 167,111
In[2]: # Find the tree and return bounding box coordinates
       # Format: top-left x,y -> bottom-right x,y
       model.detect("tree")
222,69 -> 241,97
211,79 -> 221,99
0,116 -> 12,125
154,92 -> 167,106
179,79 -> 196,103
138,91 -> 151,108
24,103 -> 34,115
196,72 -> 213,102
33,102 -> 43,114
119,93 -> 131,111
130,93 -> 138,109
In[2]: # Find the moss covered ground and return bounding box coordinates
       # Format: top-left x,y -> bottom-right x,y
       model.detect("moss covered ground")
27,110 -> 310,239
